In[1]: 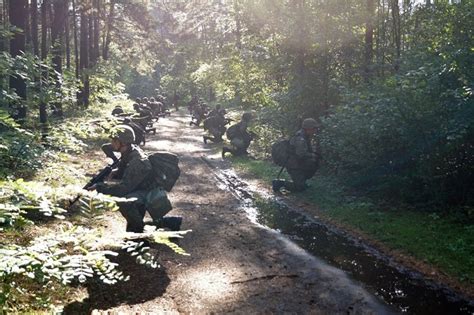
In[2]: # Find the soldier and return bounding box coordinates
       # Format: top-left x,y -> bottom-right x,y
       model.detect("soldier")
187,95 -> 198,114
190,103 -> 208,126
222,112 -> 254,157
111,105 -> 124,116
131,103 -> 156,135
203,109 -> 227,144
101,119 -> 146,163
272,118 -> 319,193
173,92 -> 180,111
90,125 -> 181,233
207,105 -> 222,118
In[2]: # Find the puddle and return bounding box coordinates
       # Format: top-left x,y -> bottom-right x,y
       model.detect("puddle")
205,160 -> 474,314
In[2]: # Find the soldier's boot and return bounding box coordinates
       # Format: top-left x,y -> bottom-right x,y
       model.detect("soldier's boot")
158,216 -> 183,231
222,147 -> 232,158
272,179 -> 285,192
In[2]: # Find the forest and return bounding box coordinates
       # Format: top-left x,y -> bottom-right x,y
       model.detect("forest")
0,0 -> 473,313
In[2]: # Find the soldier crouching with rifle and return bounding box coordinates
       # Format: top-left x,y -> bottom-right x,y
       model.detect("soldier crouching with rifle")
272,118 -> 319,193
87,125 -> 182,233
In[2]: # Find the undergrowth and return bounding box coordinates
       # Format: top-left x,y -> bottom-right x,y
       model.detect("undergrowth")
230,156 -> 474,285
0,98 -> 189,312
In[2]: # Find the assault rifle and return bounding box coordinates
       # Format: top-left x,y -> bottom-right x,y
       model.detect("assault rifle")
69,159 -> 121,208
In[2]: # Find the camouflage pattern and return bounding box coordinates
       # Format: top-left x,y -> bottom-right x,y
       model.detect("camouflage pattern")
222,118 -> 253,157
96,146 -> 171,232
203,113 -> 227,143
282,129 -> 318,192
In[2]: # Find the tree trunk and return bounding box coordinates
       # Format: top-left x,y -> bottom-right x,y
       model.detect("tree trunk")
80,9 -> 89,106
391,0 -> 401,71
0,1 -> 4,53
51,0 -> 67,117
88,7 -> 94,66
39,0 -> 48,124
41,0 -> 48,60
65,3 -> 71,70
72,0 -> 79,79
295,0 -> 307,77
25,0 -> 31,50
103,0 -> 115,60
31,0 -> 39,56
9,0 -> 28,120
51,0 -> 67,76
93,0 -> 100,64
364,0 -> 375,81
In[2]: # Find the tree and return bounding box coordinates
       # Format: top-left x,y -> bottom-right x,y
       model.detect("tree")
80,7 -> 89,106
9,0 -> 28,119
51,0 -> 68,116
39,0 -> 49,124
103,0 -> 115,60
365,0 -> 375,80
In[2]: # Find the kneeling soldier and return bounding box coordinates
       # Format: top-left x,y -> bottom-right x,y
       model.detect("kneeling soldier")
89,125 -> 181,232
272,118 -> 319,192
222,112 -> 253,157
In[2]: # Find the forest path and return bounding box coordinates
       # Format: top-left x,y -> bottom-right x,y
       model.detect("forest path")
67,111 -> 394,314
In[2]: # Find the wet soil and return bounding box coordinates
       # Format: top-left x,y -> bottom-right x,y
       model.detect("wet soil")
64,112 -> 396,314
206,165 -> 474,314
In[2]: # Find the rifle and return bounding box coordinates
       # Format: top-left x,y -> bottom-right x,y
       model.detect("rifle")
69,159 -> 121,208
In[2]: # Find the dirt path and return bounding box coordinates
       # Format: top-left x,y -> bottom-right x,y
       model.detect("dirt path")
65,112 -> 394,314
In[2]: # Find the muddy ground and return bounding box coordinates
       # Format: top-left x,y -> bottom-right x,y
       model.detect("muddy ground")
64,112 -> 399,314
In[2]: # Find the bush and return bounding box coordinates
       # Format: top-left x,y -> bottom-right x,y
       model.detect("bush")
320,58 -> 473,208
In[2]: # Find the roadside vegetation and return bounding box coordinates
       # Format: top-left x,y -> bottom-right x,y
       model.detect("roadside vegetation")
1,0 -> 472,312
230,156 -> 474,285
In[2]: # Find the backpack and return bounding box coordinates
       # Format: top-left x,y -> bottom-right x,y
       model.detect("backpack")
127,121 -> 145,145
226,124 -> 239,140
148,152 -> 181,192
271,139 -> 292,167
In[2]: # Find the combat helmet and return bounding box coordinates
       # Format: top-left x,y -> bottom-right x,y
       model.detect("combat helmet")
112,125 -> 135,144
302,118 -> 317,129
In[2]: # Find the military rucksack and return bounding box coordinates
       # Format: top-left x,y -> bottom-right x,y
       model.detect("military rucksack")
148,152 -> 181,192
271,139 -> 292,167
226,124 -> 239,140
126,121 -> 145,145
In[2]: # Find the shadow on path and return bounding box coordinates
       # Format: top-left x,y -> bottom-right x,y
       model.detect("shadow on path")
63,251 -> 170,314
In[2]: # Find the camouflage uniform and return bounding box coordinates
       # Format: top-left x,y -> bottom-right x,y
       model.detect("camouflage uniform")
203,113 -> 227,143
282,130 -> 318,191
96,145 -> 172,233
222,115 -> 253,157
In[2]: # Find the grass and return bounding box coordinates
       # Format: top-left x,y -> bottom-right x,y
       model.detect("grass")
231,156 -> 474,285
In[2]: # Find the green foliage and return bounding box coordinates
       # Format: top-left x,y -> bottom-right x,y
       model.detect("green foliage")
233,157 -> 474,284
89,61 -> 127,104
0,179 -> 190,312
320,23 -> 474,207
0,109 -> 43,178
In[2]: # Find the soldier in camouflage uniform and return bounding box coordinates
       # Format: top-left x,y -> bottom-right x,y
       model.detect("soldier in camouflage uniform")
222,112 -> 254,157
203,107 -> 227,144
90,125 -> 181,232
272,118 -> 319,193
